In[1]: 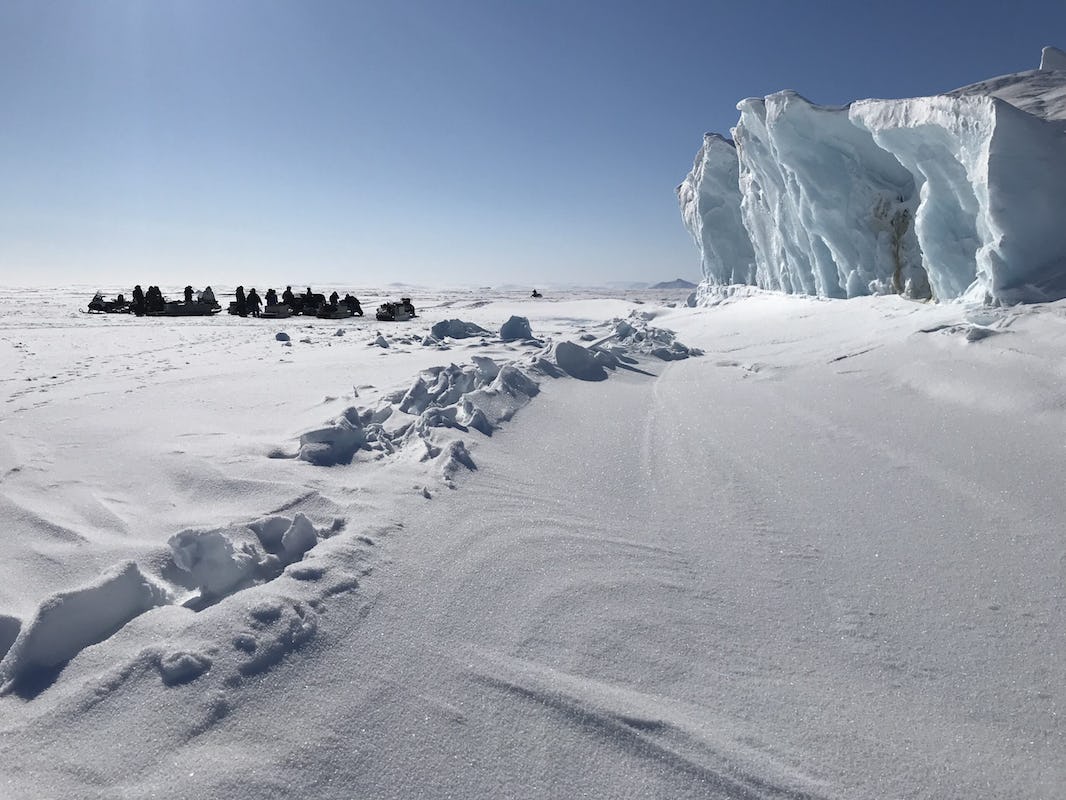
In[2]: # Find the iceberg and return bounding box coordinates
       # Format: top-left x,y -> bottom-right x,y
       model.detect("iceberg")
680,47 -> 1066,303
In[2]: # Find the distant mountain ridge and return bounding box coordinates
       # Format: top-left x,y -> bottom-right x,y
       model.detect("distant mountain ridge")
649,278 -> 697,290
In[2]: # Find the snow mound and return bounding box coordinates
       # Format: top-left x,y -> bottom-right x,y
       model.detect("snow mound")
680,47 -> 1066,303
430,319 -> 489,339
499,315 -> 533,341
0,561 -> 170,695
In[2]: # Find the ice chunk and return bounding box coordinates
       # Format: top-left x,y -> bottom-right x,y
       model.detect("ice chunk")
553,341 -> 607,381
168,529 -> 260,596
299,407 -> 367,466
430,319 -> 488,339
499,315 -> 533,341
281,513 -> 318,561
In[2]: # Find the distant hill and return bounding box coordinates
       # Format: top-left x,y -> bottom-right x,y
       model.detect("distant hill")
649,278 -> 698,289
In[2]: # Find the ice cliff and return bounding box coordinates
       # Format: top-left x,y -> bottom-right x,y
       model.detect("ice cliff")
679,47 -> 1066,304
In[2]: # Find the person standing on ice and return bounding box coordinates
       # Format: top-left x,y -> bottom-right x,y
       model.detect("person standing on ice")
247,288 -> 262,317
184,285 -> 194,304
132,285 -> 145,316
235,286 -> 247,317
282,286 -> 295,308
329,290 -> 339,309
265,288 -> 278,307
201,285 -> 216,306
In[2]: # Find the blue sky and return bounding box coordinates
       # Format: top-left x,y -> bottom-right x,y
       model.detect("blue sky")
1,0 -> 1063,288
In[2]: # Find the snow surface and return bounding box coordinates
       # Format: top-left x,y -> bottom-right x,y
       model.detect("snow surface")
680,47 -> 1066,304
0,284 -> 1063,798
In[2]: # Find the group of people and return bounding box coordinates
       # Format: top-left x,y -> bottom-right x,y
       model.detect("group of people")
229,285 -> 364,318
119,284 -> 219,315
130,285 -> 173,315
97,284 -> 374,319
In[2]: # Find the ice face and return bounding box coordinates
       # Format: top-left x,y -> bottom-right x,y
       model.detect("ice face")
677,133 -> 755,287
852,94 -> 1066,303
681,49 -> 1066,304
734,92 -> 926,299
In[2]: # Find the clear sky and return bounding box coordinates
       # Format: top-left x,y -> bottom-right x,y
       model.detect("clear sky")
1,0 -> 1063,289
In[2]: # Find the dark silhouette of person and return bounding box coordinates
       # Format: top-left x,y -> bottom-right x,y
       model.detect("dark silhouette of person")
265,288 -> 277,307
282,286 -> 295,307
147,286 -> 165,312
401,297 -> 415,316
344,294 -> 363,316
132,285 -> 145,316
329,290 -> 339,309
235,286 -> 247,317
531,288 -> 542,298
184,285 -> 194,303
247,288 -> 262,318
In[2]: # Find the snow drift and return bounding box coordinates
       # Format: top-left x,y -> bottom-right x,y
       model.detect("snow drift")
679,47 -> 1066,303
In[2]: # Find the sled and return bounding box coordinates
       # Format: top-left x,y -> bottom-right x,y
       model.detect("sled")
149,301 -> 222,317
316,306 -> 354,320
262,304 -> 293,319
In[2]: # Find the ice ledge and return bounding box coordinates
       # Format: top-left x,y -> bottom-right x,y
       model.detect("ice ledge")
1040,46 -> 1066,71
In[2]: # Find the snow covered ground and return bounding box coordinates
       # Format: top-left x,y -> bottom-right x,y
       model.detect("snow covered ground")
0,285 -> 1063,798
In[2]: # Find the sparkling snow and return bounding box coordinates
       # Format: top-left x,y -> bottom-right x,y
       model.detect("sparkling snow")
0,285 -> 1062,798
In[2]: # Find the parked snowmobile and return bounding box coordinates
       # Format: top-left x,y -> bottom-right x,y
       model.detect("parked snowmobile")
86,292 -> 130,314
375,298 -> 416,321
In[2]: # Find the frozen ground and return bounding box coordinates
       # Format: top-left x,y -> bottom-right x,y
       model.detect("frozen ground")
0,285 -> 1063,798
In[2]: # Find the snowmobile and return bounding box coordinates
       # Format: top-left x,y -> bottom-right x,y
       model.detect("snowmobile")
85,293 -> 130,314
375,298 -> 416,321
